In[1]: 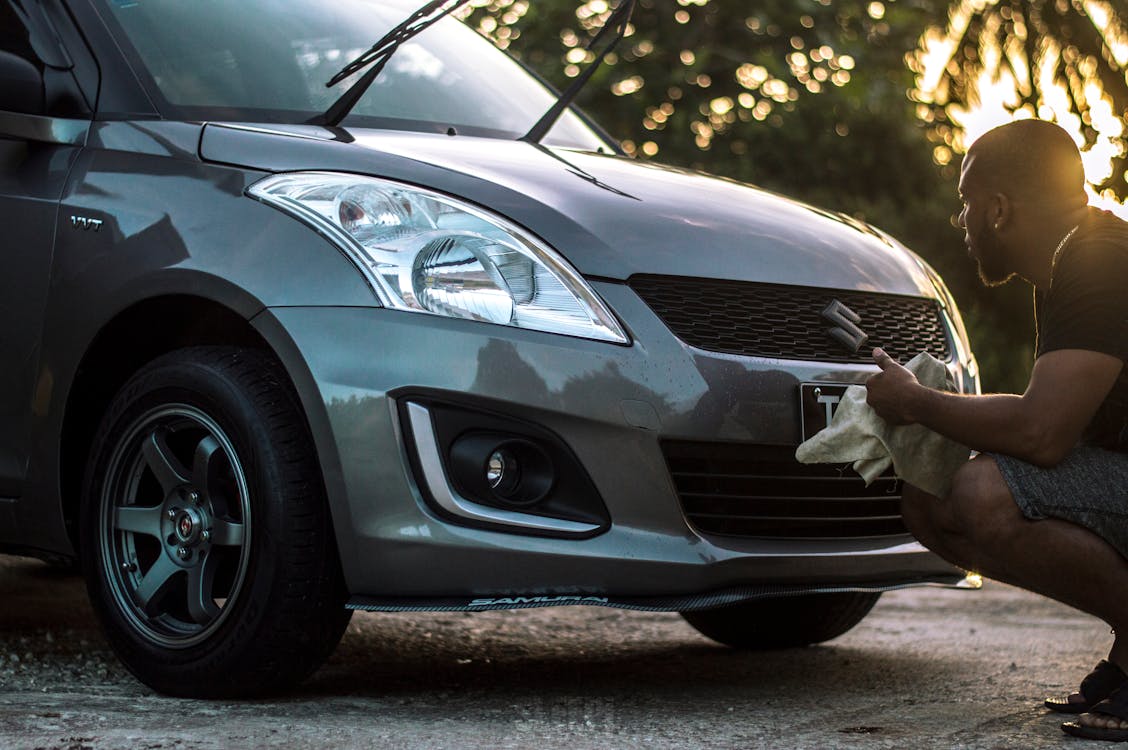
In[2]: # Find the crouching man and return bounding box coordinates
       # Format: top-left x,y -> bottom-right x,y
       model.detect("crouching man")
865,119 -> 1128,742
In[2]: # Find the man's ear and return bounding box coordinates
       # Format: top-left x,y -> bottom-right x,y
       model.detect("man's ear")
990,192 -> 1011,230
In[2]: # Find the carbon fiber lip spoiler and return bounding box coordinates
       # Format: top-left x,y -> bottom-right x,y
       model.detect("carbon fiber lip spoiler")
346,574 -> 979,613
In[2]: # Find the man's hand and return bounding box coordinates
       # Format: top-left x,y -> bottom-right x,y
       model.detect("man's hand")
862,347 -> 1119,464
865,347 -> 922,425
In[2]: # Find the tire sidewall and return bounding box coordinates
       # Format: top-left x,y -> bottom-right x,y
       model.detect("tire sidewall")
80,352 -> 297,692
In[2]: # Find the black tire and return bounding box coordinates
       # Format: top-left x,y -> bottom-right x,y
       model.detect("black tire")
680,592 -> 881,649
80,346 -> 351,697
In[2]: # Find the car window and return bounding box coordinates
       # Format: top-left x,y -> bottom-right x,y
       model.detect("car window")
1,1 -> 38,62
90,0 -> 610,149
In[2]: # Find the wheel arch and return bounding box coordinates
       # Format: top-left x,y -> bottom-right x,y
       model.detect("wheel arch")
59,295 -> 292,552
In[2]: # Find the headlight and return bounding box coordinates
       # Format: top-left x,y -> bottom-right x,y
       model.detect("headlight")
911,255 -> 979,390
248,172 -> 629,344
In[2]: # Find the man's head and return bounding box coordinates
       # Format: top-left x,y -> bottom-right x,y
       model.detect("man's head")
958,119 -> 1088,286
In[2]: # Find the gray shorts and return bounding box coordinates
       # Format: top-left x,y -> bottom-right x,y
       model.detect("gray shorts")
993,444 -> 1128,560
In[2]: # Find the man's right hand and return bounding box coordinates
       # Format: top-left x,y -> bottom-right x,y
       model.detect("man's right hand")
865,346 -> 1121,466
866,347 -> 922,425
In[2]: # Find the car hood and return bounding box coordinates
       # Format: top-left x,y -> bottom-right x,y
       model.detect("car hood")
201,123 -> 936,296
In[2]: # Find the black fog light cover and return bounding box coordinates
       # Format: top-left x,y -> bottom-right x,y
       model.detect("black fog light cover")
451,434 -> 553,507
396,394 -> 610,537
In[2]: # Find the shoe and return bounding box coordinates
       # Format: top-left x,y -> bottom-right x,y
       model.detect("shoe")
1063,684 -> 1128,742
1046,659 -> 1128,714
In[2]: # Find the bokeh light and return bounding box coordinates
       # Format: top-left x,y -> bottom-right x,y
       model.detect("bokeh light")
913,0 -> 1128,217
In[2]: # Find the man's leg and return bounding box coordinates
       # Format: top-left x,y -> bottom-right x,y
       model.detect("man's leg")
901,454 -> 1128,730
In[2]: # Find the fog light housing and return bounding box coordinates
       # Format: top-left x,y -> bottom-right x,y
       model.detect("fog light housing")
396,395 -> 611,538
451,434 -> 553,507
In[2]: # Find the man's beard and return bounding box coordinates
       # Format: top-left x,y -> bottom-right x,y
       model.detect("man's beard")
974,228 -> 1015,287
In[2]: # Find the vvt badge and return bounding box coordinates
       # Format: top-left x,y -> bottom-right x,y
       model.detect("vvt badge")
821,299 -> 868,353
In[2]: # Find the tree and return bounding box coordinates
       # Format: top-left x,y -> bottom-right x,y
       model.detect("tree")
463,0 -> 937,200
459,0 -> 1128,392
912,0 -> 1128,204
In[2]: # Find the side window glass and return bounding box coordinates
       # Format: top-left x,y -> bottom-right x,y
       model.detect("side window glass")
0,1 -> 90,118
0,2 -> 37,63
0,2 -> 45,116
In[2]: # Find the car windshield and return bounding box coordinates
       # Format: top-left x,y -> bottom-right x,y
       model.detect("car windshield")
90,0 -> 610,149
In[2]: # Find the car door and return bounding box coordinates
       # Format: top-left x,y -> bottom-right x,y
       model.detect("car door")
0,0 -> 92,500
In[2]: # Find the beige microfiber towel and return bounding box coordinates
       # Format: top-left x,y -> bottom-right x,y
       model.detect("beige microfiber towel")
795,352 -> 970,498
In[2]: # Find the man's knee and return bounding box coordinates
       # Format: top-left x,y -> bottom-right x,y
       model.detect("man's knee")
900,483 -> 944,544
901,457 -> 1023,551
945,456 -> 1025,546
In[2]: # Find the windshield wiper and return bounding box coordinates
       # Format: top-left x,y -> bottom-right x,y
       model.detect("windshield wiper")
310,0 -> 470,127
522,0 -> 635,144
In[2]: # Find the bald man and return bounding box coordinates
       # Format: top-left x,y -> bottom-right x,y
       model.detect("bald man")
865,119 -> 1128,742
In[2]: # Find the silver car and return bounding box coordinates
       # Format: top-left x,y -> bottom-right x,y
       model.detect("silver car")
0,0 -> 979,696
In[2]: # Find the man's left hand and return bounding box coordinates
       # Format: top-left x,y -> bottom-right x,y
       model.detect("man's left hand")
866,347 -> 920,425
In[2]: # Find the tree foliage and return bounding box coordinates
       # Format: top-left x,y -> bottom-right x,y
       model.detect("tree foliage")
913,0 -> 1128,202
459,0 -> 1128,392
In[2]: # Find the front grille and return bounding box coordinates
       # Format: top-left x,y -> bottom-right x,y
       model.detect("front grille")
629,275 -> 951,363
663,441 -> 907,539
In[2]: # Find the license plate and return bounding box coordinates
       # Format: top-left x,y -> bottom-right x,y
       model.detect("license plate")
799,383 -> 851,441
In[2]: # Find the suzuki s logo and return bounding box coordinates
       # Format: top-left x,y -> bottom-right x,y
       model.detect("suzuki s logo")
821,299 -> 868,353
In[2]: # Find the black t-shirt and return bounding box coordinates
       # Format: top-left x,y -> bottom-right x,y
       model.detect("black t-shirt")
1035,207 -> 1128,449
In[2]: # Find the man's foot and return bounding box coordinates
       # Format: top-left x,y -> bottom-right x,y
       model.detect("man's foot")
1046,659 -> 1128,713
1078,713 -> 1128,731
1063,685 -> 1128,741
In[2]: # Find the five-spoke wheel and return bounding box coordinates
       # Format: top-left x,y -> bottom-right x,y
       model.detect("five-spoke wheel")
81,347 -> 351,697
99,406 -> 251,648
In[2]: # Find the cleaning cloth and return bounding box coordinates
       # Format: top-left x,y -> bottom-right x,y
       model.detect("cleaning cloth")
795,352 -> 970,497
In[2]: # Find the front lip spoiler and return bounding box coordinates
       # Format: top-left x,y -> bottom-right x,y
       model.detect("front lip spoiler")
346,574 -> 981,612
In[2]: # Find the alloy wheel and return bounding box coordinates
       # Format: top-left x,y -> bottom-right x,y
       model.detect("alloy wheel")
98,405 -> 252,649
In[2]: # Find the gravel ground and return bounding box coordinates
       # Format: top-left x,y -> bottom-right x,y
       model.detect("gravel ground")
0,554 -> 1114,749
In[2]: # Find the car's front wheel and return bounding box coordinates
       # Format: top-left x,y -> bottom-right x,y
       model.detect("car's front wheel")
80,346 -> 351,697
680,592 -> 880,649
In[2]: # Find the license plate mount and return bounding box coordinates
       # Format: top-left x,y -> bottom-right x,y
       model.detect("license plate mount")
799,383 -> 852,441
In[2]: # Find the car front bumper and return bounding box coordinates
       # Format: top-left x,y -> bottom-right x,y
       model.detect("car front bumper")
252,281 -> 973,603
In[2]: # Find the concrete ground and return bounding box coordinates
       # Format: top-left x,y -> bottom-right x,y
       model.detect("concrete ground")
0,554 -> 1114,749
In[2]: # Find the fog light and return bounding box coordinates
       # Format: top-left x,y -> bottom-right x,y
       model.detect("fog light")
448,432 -> 553,507
486,451 -> 505,487
486,448 -> 522,496
402,398 -> 611,536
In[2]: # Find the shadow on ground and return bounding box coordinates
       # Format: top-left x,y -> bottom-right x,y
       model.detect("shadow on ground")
0,555 -> 1094,749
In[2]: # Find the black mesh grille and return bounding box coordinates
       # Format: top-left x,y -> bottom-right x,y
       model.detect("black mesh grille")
663,441 -> 907,539
629,275 -> 951,363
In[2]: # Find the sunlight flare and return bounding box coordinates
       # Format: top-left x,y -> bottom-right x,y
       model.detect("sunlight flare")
915,0 -> 1128,217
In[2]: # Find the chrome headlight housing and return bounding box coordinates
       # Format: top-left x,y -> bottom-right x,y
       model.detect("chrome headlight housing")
903,249 -> 979,392
248,172 -> 628,344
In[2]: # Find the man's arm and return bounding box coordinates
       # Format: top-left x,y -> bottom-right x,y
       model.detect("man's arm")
865,347 -> 1122,466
